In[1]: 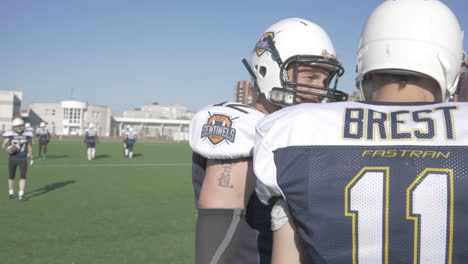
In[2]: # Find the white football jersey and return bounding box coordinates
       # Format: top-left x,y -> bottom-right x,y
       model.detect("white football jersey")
25,127 -> 35,136
85,127 -> 97,137
35,127 -> 48,136
190,102 -> 265,159
254,101 -> 468,204
126,131 -> 137,140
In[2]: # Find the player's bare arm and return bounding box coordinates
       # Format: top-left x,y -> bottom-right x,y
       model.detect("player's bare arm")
272,219 -> 303,264
27,143 -> 33,159
198,158 -> 255,209
2,138 -> 10,150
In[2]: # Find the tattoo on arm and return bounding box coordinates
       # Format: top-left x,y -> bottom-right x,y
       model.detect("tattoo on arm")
217,162 -> 234,188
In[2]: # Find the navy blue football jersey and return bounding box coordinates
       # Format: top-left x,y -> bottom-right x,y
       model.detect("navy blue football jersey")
255,101 -> 468,263
3,130 -> 32,160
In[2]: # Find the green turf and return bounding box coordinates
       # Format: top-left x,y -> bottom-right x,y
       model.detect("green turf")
0,141 -> 195,264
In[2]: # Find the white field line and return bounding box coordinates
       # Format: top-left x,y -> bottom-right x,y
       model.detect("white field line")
0,162 -> 191,168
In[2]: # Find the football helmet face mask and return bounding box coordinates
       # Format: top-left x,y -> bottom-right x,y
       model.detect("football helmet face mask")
243,18 -> 347,106
356,0 -> 465,102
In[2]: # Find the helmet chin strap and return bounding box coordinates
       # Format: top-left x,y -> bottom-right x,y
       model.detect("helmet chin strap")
242,58 -> 257,83
266,36 -> 283,67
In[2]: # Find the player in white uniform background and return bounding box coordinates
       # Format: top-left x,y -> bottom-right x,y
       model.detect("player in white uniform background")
254,0 -> 468,263
24,122 -> 35,165
190,18 -> 347,264
122,125 -> 130,157
24,123 -> 34,137
35,122 -> 51,160
84,123 -> 98,161
124,127 -> 137,159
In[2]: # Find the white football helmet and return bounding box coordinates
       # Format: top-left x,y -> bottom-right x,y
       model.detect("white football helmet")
12,118 -> 25,127
40,122 -> 46,127
25,123 -> 31,128
12,118 -> 25,133
89,123 -> 95,128
243,18 -> 346,106
356,0 -> 465,102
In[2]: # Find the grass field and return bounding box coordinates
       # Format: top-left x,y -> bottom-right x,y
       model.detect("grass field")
0,140 -> 195,264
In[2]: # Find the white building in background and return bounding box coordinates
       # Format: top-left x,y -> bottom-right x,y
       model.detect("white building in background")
112,116 -> 190,141
112,103 -> 193,141
28,100 -> 112,136
124,103 -> 193,120
0,91 -> 23,132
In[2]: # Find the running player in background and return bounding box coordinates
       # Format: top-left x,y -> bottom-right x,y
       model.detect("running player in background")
2,118 -> 34,200
254,0 -> 467,263
84,123 -> 98,161
124,127 -> 137,159
190,18 -> 347,264
36,122 -> 51,160
122,125 -> 130,157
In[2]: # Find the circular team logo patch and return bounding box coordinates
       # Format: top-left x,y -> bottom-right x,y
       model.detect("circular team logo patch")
201,114 -> 237,145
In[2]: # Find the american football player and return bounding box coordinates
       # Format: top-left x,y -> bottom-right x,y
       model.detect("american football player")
124,127 -> 137,159
36,122 -> 51,160
190,18 -> 346,264
2,117 -> 34,200
84,123 -> 98,160
122,124 -> 130,157
24,123 -> 34,136
25,123 -> 36,161
254,0 -> 468,263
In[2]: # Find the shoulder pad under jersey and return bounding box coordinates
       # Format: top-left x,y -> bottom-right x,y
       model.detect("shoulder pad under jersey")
3,130 -> 15,138
190,102 -> 265,159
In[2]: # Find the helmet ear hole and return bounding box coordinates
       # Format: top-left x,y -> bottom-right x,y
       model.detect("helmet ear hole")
259,66 -> 267,78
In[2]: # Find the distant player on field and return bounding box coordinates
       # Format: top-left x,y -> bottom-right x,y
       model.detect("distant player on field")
35,122 -> 51,160
124,127 -> 137,159
2,118 -> 34,200
24,123 -> 34,143
25,122 -> 35,165
122,125 -> 130,157
84,123 -> 98,160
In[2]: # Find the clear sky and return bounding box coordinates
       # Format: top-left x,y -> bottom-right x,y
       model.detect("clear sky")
2,0 -> 467,115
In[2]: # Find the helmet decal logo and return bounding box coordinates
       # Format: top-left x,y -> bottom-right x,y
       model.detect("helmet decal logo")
201,113 -> 237,145
255,32 -> 275,57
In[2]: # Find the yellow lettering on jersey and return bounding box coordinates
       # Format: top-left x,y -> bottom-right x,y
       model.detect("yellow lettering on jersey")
361,150 -> 451,159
